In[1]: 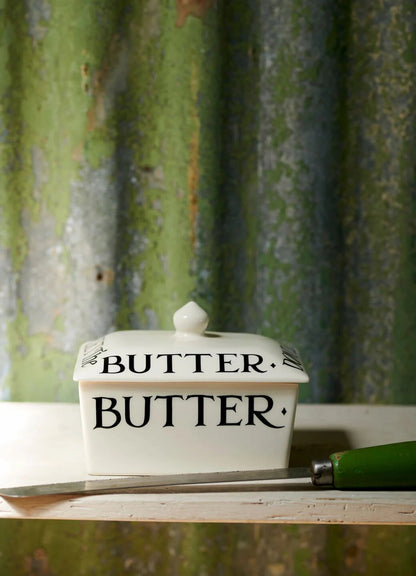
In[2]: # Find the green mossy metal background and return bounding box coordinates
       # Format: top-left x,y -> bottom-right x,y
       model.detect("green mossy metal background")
0,0 -> 415,573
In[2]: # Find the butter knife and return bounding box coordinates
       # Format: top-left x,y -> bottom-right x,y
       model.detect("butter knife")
1,441 -> 415,498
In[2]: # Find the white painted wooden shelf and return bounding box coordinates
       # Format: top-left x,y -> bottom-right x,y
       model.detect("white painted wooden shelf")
0,402 -> 414,525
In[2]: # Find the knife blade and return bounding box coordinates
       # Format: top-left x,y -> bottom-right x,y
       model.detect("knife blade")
0,466 -> 311,498
1,441 -> 415,498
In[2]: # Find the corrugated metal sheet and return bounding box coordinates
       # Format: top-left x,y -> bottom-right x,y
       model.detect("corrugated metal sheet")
0,0 -> 415,573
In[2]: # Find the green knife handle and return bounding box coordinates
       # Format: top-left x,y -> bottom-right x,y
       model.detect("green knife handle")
330,441 -> 416,489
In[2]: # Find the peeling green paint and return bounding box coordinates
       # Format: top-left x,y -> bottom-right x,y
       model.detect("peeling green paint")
0,0 -> 33,271
1,0 -> 133,400
339,0 -> 416,403
213,0 -> 260,333
6,300 -> 75,401
0,0 -> 124,271
114,0 -> 221,330
326,525 -> 416,576
0,521 -> 415,576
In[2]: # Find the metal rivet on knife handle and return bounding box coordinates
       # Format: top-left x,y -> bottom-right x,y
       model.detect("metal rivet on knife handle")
310,459 -> 334,486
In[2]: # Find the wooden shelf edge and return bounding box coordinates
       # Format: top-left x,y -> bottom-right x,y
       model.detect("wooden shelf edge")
1,490 -> 415,525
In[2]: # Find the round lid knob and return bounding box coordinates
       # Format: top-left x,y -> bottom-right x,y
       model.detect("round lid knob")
173,301 -> 209,337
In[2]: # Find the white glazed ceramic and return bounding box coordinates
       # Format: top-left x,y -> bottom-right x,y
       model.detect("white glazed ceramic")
73,301 -> 309,475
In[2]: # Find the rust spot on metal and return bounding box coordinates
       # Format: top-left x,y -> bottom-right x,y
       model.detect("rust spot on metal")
188,131 -> 199,249
24,548 -> 51,576
95,266 -> 114,285
188,63 -> 200,249
140,165 -> 154,174
345,543 -> 359,567
86,35 -> 122,131
81,63 -> 90,94
175,0 -> 214,27
87,107 -> 96,132
72,142 -> 83,162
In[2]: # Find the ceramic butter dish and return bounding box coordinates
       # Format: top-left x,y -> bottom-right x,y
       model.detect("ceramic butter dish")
73,301 -> 309,475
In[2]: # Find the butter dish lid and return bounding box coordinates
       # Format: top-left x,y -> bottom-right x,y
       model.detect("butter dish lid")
73,301 -> 309,384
